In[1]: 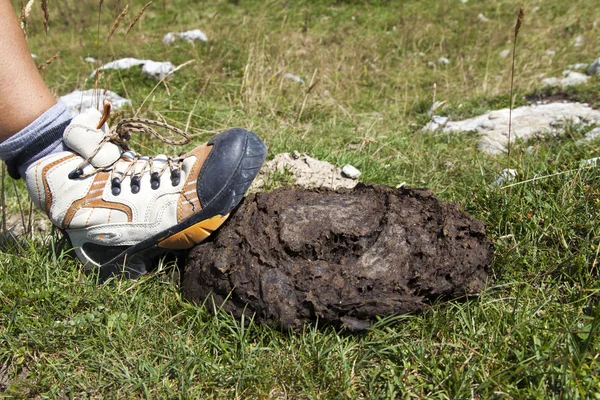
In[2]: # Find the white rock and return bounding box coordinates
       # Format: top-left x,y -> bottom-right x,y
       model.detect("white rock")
574,35 -> 584,47
459,0 -> 467,3
59,89 -> 131,116
499,49 -> 511,58
477,13 -> 490,23
428,100 -> 445,116
162,32 -> 177,45
588,58 -> 600,75
89,57 -> 148,78
577,127 -> 600,145
163,29 -> 208,45
89,58 -> 176,81
422,115 -> 450,133
542,70 -> 589,87
31,53 -> 38,59
84,57 -> 97,63
250,153 -> 357,191
568,63 -> 588,70
282,73 -> 304,83
581,157 -> 600,166
141,60 -> 175,80
493,169 -> 517,186
437,57 -> 450,65
545,49 -> 556,56
342,164 -> 361,179
432,115 -> 449,126
441,102 -> 600,154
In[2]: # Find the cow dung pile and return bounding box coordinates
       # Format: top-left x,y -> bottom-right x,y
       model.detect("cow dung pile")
182,184 -> 493,331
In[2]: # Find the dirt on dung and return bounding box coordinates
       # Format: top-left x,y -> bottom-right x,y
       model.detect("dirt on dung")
182,184 -> 493,331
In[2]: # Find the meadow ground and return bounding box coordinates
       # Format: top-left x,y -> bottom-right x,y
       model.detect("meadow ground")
2,0 -> 600,398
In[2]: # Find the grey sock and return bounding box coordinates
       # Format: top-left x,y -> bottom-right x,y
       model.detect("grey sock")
0,102 -> 71,179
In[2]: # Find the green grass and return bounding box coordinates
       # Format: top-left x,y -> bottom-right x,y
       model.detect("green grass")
2,0 -> 600,397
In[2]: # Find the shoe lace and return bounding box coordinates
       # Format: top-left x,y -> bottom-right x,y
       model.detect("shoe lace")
68,103 -> 192,195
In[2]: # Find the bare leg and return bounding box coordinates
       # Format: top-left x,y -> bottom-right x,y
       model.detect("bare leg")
0,0 -> 56,141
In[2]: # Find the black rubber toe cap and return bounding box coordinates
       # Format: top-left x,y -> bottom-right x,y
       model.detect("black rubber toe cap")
197,128 -> 267,213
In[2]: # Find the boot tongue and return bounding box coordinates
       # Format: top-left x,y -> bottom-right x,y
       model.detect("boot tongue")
63,108 -> 123,168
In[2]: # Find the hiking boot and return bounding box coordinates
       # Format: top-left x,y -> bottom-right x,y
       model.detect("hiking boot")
25,107 -> 267,279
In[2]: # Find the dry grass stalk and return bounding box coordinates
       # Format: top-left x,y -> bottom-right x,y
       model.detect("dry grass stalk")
106,4 -> 129,43
41,0 -> 49,34
507,6 -> 525,172
37,53 -> 59,71
19,0 -> 35,37
126,1 -> 152,35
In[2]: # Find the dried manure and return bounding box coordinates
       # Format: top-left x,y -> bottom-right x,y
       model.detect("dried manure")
182,184 -> 493,331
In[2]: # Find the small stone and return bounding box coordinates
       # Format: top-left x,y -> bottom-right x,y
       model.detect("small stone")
545,49 -> 556,56
574,35 -> 584,48
499,49 -> 510,58
163,29 -> 208,45
428,101 -> 445,116
432,115 -> 449,126
581,157 -> 600,166
342,164 -> 361,179
282,73 -> 304,83
84,57 -> 96,63
542,70 -> 589,87
577,127 -> 600,145
477,13 -> 490,23
568,63 -> 588,70
493,169 -> 517,186
588,58 -> 600,75
31,53 -> 38,59
437,57 -> 450,65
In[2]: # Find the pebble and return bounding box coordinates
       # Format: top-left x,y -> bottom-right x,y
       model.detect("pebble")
568,63 -> 588,70
282,73 -> 304,83
477,13 -> 490,23
574,35 -> 585,47
163,29 -> 208,45
437,57 -> 450,65
84,57 -> 96,63
577,127 -> 600,145
493,169 -> 517,186
588,58 -> 600,75
342,164 -> 361,179
542,70 -> 589,87
499,49 -> 510,58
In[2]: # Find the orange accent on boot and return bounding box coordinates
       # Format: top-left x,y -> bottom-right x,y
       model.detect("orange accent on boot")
177,144 -> 213,223
157,214 -> 229,249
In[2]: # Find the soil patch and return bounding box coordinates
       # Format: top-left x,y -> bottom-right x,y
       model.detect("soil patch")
182,184 -> 493,331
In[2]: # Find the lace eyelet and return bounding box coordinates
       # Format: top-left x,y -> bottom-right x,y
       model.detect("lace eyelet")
131,176 -> 141,194
170,170 -> 180,186
111,177 -> 121,196
150,172 -> 160,190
